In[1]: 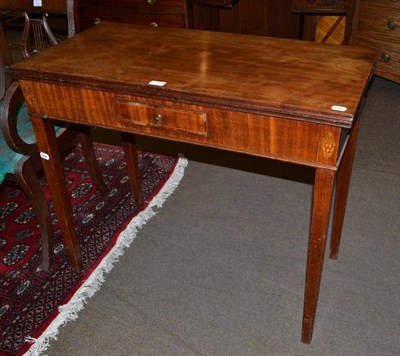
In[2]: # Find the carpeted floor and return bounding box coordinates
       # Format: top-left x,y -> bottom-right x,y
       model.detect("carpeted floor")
45,76 -> 399,355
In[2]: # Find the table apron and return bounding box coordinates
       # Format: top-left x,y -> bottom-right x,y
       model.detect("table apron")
21,81 -> 342,169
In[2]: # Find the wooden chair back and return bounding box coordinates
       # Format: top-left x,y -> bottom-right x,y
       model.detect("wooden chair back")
20,0 -> 79,58
0,0 -> 106,271
291,0 -> 355,44
292,0 -> 349,14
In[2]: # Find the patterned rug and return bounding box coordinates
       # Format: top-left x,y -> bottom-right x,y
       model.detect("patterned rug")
0,143 -> 187,355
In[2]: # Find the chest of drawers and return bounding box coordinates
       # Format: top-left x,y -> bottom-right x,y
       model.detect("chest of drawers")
79,0 -> 188,30
351,0 -> 400,83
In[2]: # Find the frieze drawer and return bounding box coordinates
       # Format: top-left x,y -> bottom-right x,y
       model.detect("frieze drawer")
115,99 -> 208,138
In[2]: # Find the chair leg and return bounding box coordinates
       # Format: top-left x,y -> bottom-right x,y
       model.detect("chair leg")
14,158 -> 54,271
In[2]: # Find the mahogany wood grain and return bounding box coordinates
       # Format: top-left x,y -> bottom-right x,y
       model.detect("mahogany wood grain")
18,84 -> 341,167
11,23 -> 376,127
302,168 -> 335,343
11,23 -> 376,343
330,116 -> 360,259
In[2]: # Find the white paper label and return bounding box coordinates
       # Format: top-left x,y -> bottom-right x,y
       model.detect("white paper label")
33,0 -> 43,6
40,152 -> 50,160
148,80 -> 166,87
331,105 -> 347,112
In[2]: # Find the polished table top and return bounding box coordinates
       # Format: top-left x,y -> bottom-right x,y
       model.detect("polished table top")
12,22 -> 376,127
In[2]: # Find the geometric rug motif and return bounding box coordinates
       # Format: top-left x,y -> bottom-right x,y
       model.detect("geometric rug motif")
0,143 -> 187,355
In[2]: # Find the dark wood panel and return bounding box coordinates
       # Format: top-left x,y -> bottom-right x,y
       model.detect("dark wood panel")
191,0 -> 300,38
266,0 -> 300,38
190,3 -> 220,30
292,0 -> 348,13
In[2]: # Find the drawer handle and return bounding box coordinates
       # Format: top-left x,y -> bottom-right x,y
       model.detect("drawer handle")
94,17 -> 101,25
154,114 -> 163,127
386,21 -> 396,31
381,53 -> 391,63
147,0 -> 157,5
149,22 -> 159,28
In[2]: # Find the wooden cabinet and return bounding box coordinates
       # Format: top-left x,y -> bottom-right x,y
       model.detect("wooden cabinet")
351,0 -> 400,83
79,0 -> 188,30
79,0 -> 301,38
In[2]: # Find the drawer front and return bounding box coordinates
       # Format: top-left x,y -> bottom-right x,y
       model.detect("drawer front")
79,0 -> 187,30
21,82 -> 341,168
79,0 -> 184,12
116,99 -> 208,137
355,2 -> 400,43
80,6 -> 186,29
189,0 -> 239,8
353,36 -> 400,82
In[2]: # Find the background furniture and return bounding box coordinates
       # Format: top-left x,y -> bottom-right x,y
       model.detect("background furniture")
188,0 -> 301,38
79,0 -> 189,30
0,0 -> 106,271
351,0 -> 400,83
78,0 -> 302,38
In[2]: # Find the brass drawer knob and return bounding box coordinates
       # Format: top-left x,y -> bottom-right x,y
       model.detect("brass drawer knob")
381,53 -> 391,63
154,114 -> 163,127
94,17 -> 101,25
149,22 -> 159,28
386,21 -> 396,31
147,0 -> 157,5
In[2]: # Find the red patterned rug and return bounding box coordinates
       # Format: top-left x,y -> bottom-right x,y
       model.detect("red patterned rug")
0,143 -> 187,355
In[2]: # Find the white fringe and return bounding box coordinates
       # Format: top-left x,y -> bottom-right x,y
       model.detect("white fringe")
24,155 -> 188,356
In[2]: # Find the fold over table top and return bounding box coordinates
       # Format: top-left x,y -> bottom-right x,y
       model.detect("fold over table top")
11,22 -> 377,127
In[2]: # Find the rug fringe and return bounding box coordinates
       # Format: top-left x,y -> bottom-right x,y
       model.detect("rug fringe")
24,155 -> 188,356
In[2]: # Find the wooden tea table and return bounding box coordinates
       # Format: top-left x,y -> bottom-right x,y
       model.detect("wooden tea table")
10,23 -> 376,343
